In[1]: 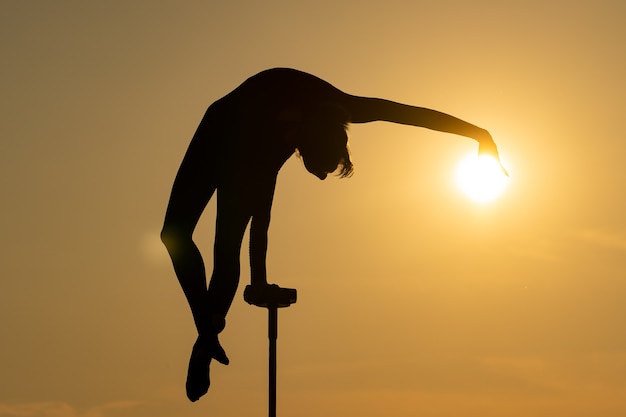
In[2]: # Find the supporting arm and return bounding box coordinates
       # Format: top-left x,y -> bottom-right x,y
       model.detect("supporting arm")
249,177 -> 277,286
250,213 -> 270,285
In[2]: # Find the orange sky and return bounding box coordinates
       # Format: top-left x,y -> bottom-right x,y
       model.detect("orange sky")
2,1 -> 626,416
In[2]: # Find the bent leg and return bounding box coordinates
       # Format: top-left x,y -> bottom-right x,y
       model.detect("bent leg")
161,127 -> 217,335
180,186 -> 252,402
161,127 -> 227,402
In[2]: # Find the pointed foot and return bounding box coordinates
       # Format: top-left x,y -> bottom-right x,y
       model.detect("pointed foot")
186,336 -> 210,402
185,334 -> 229,402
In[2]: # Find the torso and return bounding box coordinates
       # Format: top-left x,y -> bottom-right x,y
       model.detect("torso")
205,69 -> 350,191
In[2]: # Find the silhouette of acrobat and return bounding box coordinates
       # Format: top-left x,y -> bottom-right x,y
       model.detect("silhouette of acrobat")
161,68 -> 505,402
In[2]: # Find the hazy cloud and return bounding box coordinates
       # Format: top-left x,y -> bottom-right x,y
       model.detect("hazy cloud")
576,229 -> 626,252
507,238 -> 560,262
0,401 -> 141,417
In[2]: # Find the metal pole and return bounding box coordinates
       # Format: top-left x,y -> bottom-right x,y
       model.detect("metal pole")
268,306 -> 278,417
243,285 -> 296,417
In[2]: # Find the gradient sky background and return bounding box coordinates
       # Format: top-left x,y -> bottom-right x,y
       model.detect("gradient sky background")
2,1 -> 626,416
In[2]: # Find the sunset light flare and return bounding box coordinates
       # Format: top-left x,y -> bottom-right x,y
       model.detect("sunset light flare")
455,153 -> 509,203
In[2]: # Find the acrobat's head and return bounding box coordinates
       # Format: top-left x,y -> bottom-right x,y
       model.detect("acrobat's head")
296,102 -> 353,180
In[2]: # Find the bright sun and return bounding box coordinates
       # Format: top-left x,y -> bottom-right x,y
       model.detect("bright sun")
456,154 -> 509,203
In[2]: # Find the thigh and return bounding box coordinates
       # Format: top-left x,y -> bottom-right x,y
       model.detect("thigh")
163,118 -> 220,235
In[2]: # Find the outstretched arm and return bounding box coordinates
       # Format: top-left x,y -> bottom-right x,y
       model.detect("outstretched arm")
343,95 -> 506,172
345,96 -> 487,138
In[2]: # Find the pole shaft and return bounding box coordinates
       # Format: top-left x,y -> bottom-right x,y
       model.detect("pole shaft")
268,307 -> 278,417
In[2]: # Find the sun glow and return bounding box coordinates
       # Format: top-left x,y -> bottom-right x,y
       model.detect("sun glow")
456,154 -> 509,203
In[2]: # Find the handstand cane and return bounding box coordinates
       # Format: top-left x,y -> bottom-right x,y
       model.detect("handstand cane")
244,285 -> 297,417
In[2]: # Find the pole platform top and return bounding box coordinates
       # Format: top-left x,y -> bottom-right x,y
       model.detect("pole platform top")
244,284 -> 297,308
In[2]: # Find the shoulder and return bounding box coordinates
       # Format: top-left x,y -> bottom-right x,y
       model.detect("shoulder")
240,68 -> 345,97
226,68 -> 353,120
249,67 -> 320,81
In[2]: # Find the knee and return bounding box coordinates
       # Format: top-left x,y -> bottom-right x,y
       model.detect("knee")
160,225 -> 175,247
160,224 -> 191,252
